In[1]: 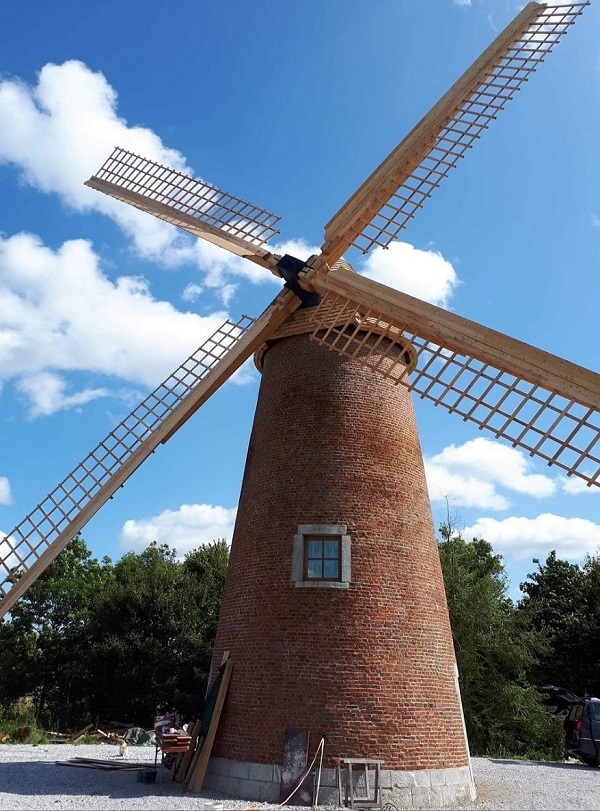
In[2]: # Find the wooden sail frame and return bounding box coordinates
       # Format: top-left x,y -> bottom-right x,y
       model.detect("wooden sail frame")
0,290 -> 299,619
307,268 -> 600,486
316,1 -> 589,270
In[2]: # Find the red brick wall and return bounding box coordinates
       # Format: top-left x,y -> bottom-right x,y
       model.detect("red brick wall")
211,331 -> 468,770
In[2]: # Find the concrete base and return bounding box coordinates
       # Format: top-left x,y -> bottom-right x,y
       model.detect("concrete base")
204,757 -> 477,808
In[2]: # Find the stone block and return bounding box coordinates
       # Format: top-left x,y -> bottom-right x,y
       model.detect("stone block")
215,774 -> 240,797
393,770 -> 417,788
241,779 -> 263,801
410,786 -> 432,808
412,770 -> 432,787
260,781 -> 280,803
248,762 -> 275,782
429,768 -> 446,787
444,767 -> 465,785
208,757 -> 229,777
229,760 -> 250,781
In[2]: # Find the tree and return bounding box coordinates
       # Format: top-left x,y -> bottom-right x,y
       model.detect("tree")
438,524 -> 562,759
87,540 -> 229,725
519,550 -> 600,698
0,535 -> 113,726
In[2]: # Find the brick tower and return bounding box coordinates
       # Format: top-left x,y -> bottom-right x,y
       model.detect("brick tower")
205,314 -> 475,809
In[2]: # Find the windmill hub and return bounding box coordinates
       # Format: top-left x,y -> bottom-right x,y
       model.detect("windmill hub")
276,254 -> 321,308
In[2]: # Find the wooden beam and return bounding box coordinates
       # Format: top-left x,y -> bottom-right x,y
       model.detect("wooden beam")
85,177 -> 282,276
317,2 -> 544,268
186,656 -> 234,793
0,290 -> 299,619
311,266 -> 600,410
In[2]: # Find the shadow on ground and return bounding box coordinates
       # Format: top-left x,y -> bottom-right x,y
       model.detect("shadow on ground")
0,760 -> 185,799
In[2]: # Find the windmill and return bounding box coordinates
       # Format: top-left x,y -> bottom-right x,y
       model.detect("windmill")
0,1 -> 595,806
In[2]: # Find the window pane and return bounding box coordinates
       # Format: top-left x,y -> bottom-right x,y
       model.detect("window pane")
307,540 -> 322,559
324,559 -> 339,579
324,540 -> 339,559
307,560 -> 323,579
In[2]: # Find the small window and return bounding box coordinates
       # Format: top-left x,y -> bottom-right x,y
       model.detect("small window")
292,524 -> 351,589
304,537 -> 341,581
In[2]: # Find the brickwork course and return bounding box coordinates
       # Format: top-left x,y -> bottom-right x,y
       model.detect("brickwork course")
211,324 -> 469,772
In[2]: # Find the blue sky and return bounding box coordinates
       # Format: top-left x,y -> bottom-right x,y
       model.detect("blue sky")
0,0 -> 599,600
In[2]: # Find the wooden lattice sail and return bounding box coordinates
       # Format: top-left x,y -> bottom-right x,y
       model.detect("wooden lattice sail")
1,2 -> 593,807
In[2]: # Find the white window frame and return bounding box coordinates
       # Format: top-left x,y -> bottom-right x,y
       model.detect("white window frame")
291,524 -> 351,588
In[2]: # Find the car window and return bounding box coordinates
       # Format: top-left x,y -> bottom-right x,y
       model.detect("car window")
589,701 -> 600,721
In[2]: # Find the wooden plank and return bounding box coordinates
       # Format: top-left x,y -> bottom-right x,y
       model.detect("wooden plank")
68,722 -> 93,743
310,266 -> 600,411
187,657 -> 234,794
175,719 -> 201,783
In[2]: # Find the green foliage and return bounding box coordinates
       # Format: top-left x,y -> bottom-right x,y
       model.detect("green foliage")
0,704 -> 49,744
438,523 -> 563,760
0,536 -> 229,730
0,536 -> 114,727
87,540 -> 229,725
518,550 -> 600,698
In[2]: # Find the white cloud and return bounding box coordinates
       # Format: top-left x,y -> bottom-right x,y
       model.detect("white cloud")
120,503 -> 237,557
0,60 -> 187,259
0,532 -> 18,576
425,437 -> 556,510
274,239 -> 319,263
16,372 -> 110,419
592,214 -> 600,229
0,61 -> 280,291
0,232 -> 229,415
359,241 -> 459,307
454,0 -> 472,5
562,475 -> 600,495
182,283 -> 204,303
464,513 -> 600,561
0,477 -> 11,505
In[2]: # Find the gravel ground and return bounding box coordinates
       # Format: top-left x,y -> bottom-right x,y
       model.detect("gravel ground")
0,745 -> 598,810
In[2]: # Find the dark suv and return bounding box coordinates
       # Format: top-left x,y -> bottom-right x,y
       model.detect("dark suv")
540,685 -> 600,767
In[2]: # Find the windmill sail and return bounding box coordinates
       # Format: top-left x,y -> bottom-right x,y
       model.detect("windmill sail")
308,266 -> 600,487
317,1 -> 589,269
0,290 -> 299,619
85,148 -> 282,274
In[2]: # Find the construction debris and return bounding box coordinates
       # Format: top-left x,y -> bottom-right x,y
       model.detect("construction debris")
56,757 -> 153,771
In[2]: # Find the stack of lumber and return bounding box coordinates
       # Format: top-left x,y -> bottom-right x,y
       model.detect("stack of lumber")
167,653 -> 233,793
156,730 -> 192,754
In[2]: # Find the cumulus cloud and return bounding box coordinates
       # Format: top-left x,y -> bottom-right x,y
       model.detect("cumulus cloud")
0,60 -> 188,259
464,513 -> 600,561
120,503 -> 237,557
0,477 -> 11,505
182,283 -> 204,303
0,232 -> 230,415
562,475 -> 600,495
16,372 -> 110,419
0,60 -> 279,290
425,437 -> 556,510
359,242 -> 458,307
